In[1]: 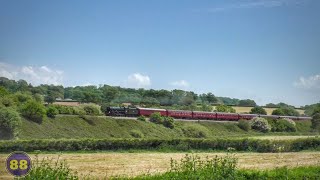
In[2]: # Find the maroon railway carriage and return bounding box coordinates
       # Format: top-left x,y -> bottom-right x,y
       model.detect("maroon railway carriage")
167,110 -> 193,119
216,112 -> 239,121
138,107 -> 167,116
238,113 -> 257,120
193,111 -> 216,120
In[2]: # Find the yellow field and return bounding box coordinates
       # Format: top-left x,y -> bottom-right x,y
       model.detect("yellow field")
213,106 -> 305,115
1,152 -> 319,179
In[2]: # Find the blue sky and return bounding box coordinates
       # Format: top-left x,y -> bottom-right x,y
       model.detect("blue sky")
0,0 -> 319,106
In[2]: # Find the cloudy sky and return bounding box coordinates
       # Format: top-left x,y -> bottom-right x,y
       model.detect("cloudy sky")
0,0 -> 319,107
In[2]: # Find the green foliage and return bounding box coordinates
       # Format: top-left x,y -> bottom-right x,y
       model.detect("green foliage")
272,107 -> 300,116
200,103 -> 213,112
238,99 -> 256,107
215,105 -> 236,113
153,154 -> 237,180
251,117 -> 271,133
1,138 -> 320,152
268,118 -> 297,132
137,157 -> 320,180
238,120 -> 251,131
81,104 -> 101,115
250,106 -> 267,115
130,129 -> 144,138
304,103 -> 320,116
182,124 -> 210,138
0,96 -> 15,107
137,115 -> 146,122
149,112 -> 164,124
163,116 -> 175,129
51,104 -> 76,115
14,92 -> 33,103
0,107 -> 21,138
20,100 -> 46,123
46,106 -> 58,118
23,155 -> 79,179
311,113 -> 320,132
217,97 -> 240,106
0,86 -> 9,97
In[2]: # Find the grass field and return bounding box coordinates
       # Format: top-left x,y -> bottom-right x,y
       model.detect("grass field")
216,106 -> 305,115
15,115 -> 314,140
1,152 -> 319,179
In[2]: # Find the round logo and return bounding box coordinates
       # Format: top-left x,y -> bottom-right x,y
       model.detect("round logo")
6,151 -> 32,177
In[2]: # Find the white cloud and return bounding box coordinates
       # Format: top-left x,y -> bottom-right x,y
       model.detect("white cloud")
127,73 -> 151,88
293,74 -> 320,90
0,62 -> 64,85
196,0 -> 305,13
170,80 -> 190,88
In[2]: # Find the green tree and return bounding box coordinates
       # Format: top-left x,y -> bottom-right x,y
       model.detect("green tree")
238,99 -> 256,107
0,86 -> 9,98
0,107 -> 21,138
216,105 -> 236,113
311,113 -> 320,132
250,106 -> 267,115
149,112 -> 164,124
20,100 -> 46,123
163,116 -> 175,129
46,106 -> 58,118
272,107 -> 299,116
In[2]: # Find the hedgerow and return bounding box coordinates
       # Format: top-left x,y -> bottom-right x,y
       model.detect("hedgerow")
0,138 -> 319,153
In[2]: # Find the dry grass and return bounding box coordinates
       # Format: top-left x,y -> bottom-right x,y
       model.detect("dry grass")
213,106 -> 305,115
249,135 -> 318,140
1,152 -> 319,179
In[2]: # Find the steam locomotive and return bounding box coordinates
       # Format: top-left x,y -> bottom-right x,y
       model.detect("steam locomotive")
106,107 -> 311,121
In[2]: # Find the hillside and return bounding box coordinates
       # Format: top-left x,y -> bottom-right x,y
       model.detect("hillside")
16,115 -> 314,140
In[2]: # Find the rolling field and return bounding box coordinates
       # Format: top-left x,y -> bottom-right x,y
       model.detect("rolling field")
1,152 -> 320,179
213,106 -> 305,115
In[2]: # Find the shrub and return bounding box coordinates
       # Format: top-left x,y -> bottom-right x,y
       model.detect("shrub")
52,105 -> 75,115
251,117 -> 271,133
20,100 -> 46,123
215,105 -> 236,113
149,112 -> 164,124
250,106 -> 267,115
0,96 -> 15,107
130,129 -> 144,138
268,119 -> 296,132
238,119 -> 251,131
0,107 -> 21,138
23,155 -> 79,179
311,113 -> 320,132
81,104 -> 101,116
46,106 -> 58,118
137,115 -> 146,122
272,107 -> 299,116
182,124 -> 210,138
163,116 -> 175,129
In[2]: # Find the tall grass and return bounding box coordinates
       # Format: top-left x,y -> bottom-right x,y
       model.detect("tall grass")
131,154 -> 320,180
21,154 -> 79,180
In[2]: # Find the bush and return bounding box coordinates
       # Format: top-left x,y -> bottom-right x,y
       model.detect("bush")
20,100 -> 46,123
130,130 -> 144,138
215,105 -> 236,113
238,119 -> 251,131
23,155 -> 79,179
46,106 -> 58,118
52,105 -> 75,115
137,115 -> 146,122
149,112 -> 164,124
272,107 -> 300,116
250,106 -> 267,115
251,117 -> 271,133
163,116 -> 175,129
182,124 -> 210,138
311,113 -> 320,132
0,96 -> 15,107
268,118 -> 297,132
0,107 -> 21,138
1,138 -> 320,153
81,104 -> 101,116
